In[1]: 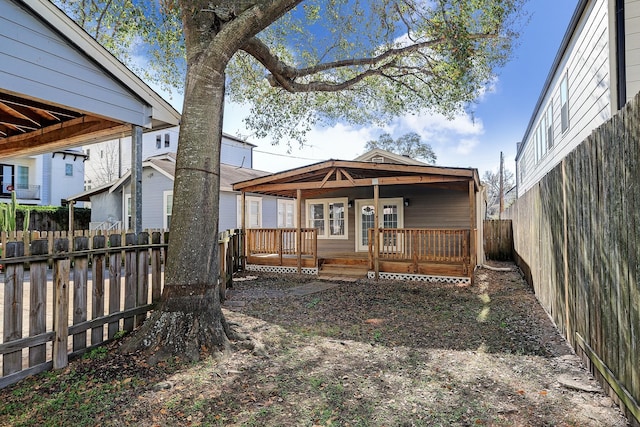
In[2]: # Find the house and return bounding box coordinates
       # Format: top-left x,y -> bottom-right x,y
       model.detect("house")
233,151 -> 484,284
82,127 -> 258,189
515,0 -> 640,197
69,146 -> 285,232
0,149 -> 86,206
1,0 -> 180,226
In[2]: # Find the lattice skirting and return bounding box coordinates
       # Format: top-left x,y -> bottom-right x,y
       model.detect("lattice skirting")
367,271 -> 471,285
246,264 -> 318,275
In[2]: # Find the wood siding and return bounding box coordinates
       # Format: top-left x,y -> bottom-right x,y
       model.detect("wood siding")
0,0 -> 149,126
518,0 -> 612,196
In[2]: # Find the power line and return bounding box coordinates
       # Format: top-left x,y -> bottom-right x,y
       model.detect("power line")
252,148 -> 324,162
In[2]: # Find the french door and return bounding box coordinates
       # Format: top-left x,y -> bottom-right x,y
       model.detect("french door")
355,198 -> 403,251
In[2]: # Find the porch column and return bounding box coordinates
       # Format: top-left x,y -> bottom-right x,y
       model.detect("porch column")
469,180 -> 476,271
241,191 -> 246,271
297,189 -> 302,274
131,125 -> 143,234
373,181 -> 379,281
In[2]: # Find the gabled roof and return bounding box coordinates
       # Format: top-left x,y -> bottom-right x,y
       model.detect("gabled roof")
353,148 -> 429,166
0,0 -> 180,157
233,159 -> 480,198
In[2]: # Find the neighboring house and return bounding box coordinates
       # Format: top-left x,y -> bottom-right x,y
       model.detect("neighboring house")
0,149 -> 86,206
233,150 -> 485,284
516,0 -> 640,197
83,127 -> 257,189
69,139 -> 285,232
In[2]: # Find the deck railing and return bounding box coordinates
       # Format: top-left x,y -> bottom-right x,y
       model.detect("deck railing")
368,228 -> 470,265
245,228 -> 317,267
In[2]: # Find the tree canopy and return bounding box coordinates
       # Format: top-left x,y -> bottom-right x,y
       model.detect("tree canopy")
365,132 -> 437,164
56,0 -> 525,146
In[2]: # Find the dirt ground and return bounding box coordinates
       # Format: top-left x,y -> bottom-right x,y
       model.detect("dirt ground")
0,261 -> 630,426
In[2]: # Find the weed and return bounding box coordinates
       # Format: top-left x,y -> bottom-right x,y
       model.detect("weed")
306,297 -> 321,308
373,330 -> 383,342
84,346 -> 109,360
113,330 -> 128,339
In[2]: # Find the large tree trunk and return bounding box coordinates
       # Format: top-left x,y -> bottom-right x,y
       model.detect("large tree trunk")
121,26 -> 233,363
121,0 -> 302,363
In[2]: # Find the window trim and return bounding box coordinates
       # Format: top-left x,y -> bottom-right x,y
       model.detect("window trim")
163,190 -> 173,230
237,195 -> 263,228
305,197 -> 349,240
277,199 -> 296,228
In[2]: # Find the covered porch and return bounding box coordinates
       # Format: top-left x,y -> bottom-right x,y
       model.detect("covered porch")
234,160 -> 483,284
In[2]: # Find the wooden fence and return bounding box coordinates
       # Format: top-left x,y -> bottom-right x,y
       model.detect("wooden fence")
0,228 -> 244,389
483,220 -> 513,261
505,92 -> 640,424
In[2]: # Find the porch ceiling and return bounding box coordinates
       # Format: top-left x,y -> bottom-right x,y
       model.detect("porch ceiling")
0,91 -> 129,158
233,159 -> 479,198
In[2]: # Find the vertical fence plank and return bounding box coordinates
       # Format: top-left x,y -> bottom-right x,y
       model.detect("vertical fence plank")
52,238 -> 70,370
151,232 -> 162,303
91,235 -> 106,345
123,233 -> 137,332
72,237 -> 89,352
108,234 -> 122,339
29,239 -> 49,367
136,233 -> 149,328
3,242 -> 25,376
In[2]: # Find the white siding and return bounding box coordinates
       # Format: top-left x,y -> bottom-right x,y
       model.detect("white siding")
518,0 -> 611,196
123,172 -> 173,230
90,191 -> 121,223
50,153 -> 85,206
626,0 -> 640,99
219,192 -> 239,231
0,0 -> 151,126
220,137 -> 254,168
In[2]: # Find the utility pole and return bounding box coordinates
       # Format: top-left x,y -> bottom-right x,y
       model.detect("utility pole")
499,151 -> 504,219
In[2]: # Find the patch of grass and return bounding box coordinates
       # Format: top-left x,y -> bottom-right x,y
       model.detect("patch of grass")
306,297 -> 321,308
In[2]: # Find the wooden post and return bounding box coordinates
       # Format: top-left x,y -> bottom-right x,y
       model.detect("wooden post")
241,192 -> 246,271
469,180 -> 476,273
136,232 -> 149,327
68,201 -> 75,235
108,233 -> 122,339
297,189 -> 302,273
123,233 -> 137,332
562,159 -> 572,346
73,236 -> 89,352
151,232 -> 162,303
131,125 -> 143,234
373,181 -> 379,280
219,237 -> 226,303
91,235 -> 106,345
3,242 -> 24,375
52,238 -> 70,370
29,239 -> 49,366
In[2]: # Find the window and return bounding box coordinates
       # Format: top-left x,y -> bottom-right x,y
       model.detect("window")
277,199 -> 295,228
163,191 -> 173,229
17,166 -> 28,189
125,195 -> 132,230
237,196 -> 262,228
560,74 -> 569,133
65,163 -> 73,177
164,133 -> 170,147
156,135 -> 161,149
546,105 -> 554,148
306,198 -> 348,239
0,164 -> 14,195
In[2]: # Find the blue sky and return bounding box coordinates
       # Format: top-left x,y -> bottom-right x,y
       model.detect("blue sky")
171,1 -> 579,178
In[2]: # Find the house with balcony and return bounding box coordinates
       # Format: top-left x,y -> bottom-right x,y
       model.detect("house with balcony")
516,0 -> 640,197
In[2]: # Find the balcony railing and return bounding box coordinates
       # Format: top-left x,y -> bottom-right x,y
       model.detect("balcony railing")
245,228 -> 317,268
1,185 -> 41,200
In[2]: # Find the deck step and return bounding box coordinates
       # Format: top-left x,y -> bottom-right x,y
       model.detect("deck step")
321,257 -> 368,267
318,265 -> 369,278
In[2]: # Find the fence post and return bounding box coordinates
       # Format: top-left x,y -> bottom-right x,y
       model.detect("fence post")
136,232 -> 149,327
72,236 -> 89,352
53,238 -> 70,370
123,233 -> 137,332
108,233 -> 122,339
151,232 -> 162,303
29,239 -> 49,366
3,242 -> 25,376
91,235 -> 106,345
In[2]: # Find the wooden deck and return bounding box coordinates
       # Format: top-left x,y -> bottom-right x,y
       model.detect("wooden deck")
245,228 -> 473,281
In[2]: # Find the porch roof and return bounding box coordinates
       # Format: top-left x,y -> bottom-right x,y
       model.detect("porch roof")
232,159 -> 481,198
